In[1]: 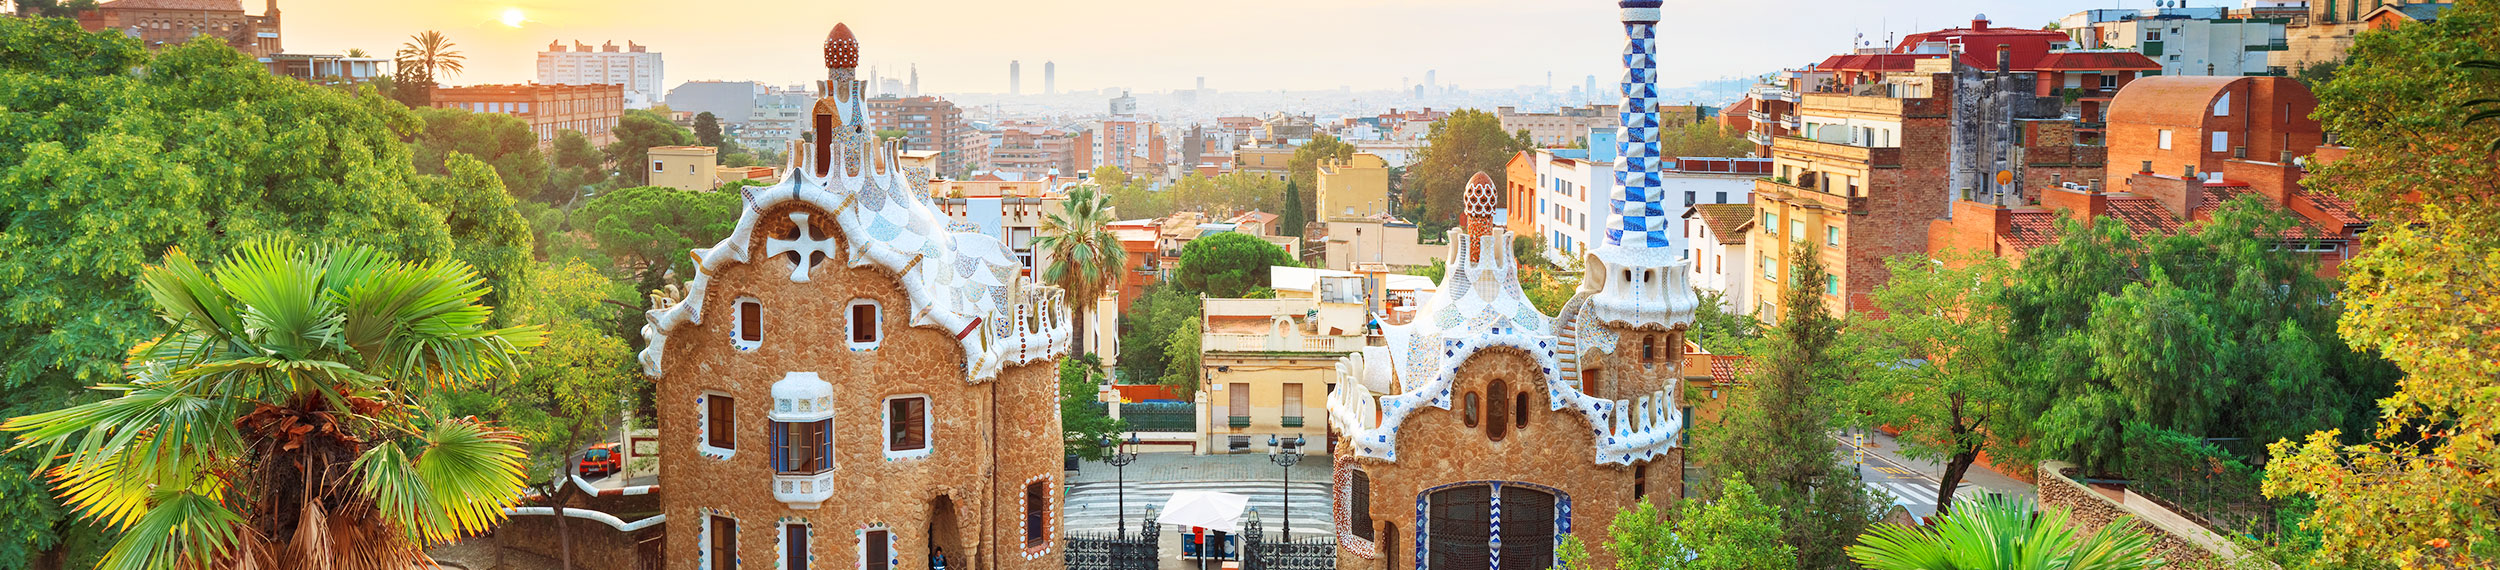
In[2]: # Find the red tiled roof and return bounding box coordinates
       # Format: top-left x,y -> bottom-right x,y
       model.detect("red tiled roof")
2295,189 -> 2367,228
1687,203 -> 1756,246
2109,76 -> 2243,129
2032,52 -> 2162,71
1819,53 -> 1935,73
2103,196 -> 2186,236
98,0 -> 243,11
1710,355 -> 1755,386
2192,188 -> 2344,241
2004,210 -> 2061,251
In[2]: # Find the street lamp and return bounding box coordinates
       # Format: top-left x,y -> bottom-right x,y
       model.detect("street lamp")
1101,433 -> 1140,538
1267,434 -> 1307,540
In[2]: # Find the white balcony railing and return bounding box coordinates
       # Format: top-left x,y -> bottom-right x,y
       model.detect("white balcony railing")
774,472 -> 837,509
1202,334 -> 1368,353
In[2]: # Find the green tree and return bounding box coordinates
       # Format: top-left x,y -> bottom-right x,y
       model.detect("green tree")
1558,475 -> 1795,570
606,109 -> 695,186
444,258 -> 634,570
0,25 -> 537,564
573,185 -> 745,290
1848,496 -> 2161,570
1690,290 -> 1764,355
410,107 -> 549,199
1694,240 -> 1880,569
3,244 -> 546,570
1093,166 -> 1169,219
1060,354 -> 1130,461
693,111 -> 724,148
1116,284 -> 1200,385
1836,252 -> 2021,516
545,129 -> 610,203
1513,234 -> 1556,270
1175,232 -> 1298,298
1160,318 -> 1203,394
1279,180 -> 1307,237
1402,109 -> 1532,224
1034,186 -> 1128,352
10,0 -> 96,18
1999,203 -> 2394,475
2264,2 -> 2500,564
1659,121 -> 1756,158
391,30 -> 463,107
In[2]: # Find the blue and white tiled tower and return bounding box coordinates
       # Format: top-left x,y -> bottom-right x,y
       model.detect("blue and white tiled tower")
1585,0 -> 1700,333
1605,0 -> 1669,251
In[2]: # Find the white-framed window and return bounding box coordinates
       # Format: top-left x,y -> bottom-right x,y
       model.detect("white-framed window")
1791,220 -> 1806,242
2213,92 -> 2232,117
883,395 -> 931,459
705,513 -> 739,570
1022,476 -> 1056,547
2212,131 -> 2230,153
847,300 -> 882,350
2101,74 -> 2119,89
653,159 -> 666,172
734,297 -> 763,350
1826,225 -> 1841,247
700,391 -> 737,459
859,528 -> 894,570
781,520 -> 812,570
2158,130 -> 2174,150
772,419 -> 833,474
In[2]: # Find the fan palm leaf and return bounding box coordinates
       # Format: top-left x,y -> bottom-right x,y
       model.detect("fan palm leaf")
1848,495 -> 2162,570
3,243 -> 542,570
1035,186 -> 1127,348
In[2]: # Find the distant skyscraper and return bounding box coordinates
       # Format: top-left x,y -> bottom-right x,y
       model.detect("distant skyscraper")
1426,69 -> 1437,93
909,64 -> 919,96
1196,76 -> 1206,92
1586,75 -> 1599,104
1010,60 -> 1022,95
1044,61 -> 1056,95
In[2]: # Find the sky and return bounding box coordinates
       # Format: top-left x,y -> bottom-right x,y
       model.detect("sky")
279,0 -> 2116,95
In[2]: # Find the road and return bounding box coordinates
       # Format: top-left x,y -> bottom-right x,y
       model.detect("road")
1834,429 -> 2034,520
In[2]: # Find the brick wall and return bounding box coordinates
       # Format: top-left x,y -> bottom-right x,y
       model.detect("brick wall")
497,514 -> 665,570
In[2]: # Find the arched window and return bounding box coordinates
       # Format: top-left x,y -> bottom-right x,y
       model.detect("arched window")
1514,390 -> 1530,430
1485,381 -> 1511,442
1641,335 -> 1657,363
1351,469 -> 1374,541
1462,392 -> 1480,428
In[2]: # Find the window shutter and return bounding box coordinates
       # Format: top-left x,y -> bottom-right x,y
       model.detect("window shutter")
817,419 -> 833,467
772,422 -> 787,472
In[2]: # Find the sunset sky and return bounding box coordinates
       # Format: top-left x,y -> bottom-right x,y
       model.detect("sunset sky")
281,0 -> 2093,94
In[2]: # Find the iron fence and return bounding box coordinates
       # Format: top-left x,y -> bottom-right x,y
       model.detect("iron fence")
1066,509 -> 1161,570
1122,402 -> 1197,432
2122,428 -> 2282,541
1243,508 -> 1337,570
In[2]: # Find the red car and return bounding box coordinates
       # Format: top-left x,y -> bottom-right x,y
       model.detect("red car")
579,443 -> 622,478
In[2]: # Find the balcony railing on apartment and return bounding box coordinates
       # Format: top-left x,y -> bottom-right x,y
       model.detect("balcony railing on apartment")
1228,416 -> 1252,429
2246,39 -> 2291,51
1280,416 -> 1304,428
1202,334 -> 1368,353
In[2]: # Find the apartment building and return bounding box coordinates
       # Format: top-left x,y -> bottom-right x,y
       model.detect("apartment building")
2060,8 -> 2290,78
867,95 -> 985,175
430,83 -> 625,147
537,40 -> 664,109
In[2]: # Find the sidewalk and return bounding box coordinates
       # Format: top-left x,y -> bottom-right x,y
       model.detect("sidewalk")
1843,429 -> 2035,499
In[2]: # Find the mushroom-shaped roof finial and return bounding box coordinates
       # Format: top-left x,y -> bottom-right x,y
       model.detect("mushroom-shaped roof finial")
825,23 -> 859,69
1463,171 -> 1498,237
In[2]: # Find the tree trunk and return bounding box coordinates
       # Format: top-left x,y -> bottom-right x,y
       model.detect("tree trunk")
553,418 -> 591,570
1936,395 -> 1980,517
1072,304 -> 1090,357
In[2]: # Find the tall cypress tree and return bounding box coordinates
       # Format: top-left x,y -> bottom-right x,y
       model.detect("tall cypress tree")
1280,180 -> 1305,237
1695,240 -> 1879,569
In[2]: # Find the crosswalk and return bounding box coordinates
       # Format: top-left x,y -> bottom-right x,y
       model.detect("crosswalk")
1064,480 -> 1335,537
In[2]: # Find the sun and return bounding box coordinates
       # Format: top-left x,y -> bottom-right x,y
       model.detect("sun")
498,7 -> 526,28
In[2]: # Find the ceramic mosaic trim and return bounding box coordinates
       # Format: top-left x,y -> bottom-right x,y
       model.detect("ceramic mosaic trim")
700,507 -> 739,569
779,517 -> 817,570
1333,458 -> 1379,559
855,524 -> 898,570
1019,473 -> 1058,559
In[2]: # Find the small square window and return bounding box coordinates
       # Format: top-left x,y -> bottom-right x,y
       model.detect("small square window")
885,396 -> 930,457
705,394 -> 736,452
849,300 -> 882,348
653,160 -> 665,172
1826,225 -> 1840,247
1826,274 -> 1840,296
735,298 -> 763,349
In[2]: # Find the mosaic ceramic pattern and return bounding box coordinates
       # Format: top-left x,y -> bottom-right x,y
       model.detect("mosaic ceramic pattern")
779,517 -> 817,570
1333,458 -> 1380,559
699,507 -> 739,569
637,82 -> 1070,383
1020,473 -> 1058,559
854,524 -> 899,570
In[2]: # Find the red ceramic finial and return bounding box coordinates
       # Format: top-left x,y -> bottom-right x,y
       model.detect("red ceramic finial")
825,24 -> 859,69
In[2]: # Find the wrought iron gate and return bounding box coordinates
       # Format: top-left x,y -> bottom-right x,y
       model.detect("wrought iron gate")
1066,507 -> 1161,570
1243,508 -> 1337,570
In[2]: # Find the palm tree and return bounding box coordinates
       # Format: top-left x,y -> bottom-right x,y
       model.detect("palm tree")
395,30 -> 465,84
1848,495 -> 2163,570
1033,186 -> 1128,358
344,47 -> 369,58
4,244 -> 545,570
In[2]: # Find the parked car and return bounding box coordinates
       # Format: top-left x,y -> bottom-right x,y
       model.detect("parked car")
579,442 -> 622,478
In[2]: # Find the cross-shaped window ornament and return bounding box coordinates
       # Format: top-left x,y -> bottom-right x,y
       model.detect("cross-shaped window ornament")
766,212 -> 840,283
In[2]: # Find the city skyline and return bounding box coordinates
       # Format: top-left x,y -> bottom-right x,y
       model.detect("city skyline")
281,0 -> 2091,95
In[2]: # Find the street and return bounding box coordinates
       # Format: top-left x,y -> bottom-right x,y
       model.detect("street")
1834,429 -> 2034,520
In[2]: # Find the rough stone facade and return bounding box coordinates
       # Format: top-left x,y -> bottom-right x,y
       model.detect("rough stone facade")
2036,462 -> 2231,570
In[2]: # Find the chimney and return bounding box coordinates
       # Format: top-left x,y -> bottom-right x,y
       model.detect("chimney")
1996,44 -> 2013,73
2141,160 -> 2154,173
2088,178 -> 2101,193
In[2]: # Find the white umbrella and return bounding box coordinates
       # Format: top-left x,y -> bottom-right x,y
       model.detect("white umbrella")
1155,490 -> 1250,533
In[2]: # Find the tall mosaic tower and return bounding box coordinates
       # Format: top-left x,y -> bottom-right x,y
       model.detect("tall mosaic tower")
1605,0 -> 1668,249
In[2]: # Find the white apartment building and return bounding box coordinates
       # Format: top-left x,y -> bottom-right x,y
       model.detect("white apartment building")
536,40 -> 664,109
2060,7 -> 2290,77
1520,128 -> 1769,263
1683,203 -> 1755,314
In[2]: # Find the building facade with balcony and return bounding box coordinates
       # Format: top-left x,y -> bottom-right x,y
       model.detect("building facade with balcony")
1496,104 -> 1621,147
2060,8 -> 2291,79
537,40 -> 665,109
1195,279 -> 1371,455
643,25 -> 1070,570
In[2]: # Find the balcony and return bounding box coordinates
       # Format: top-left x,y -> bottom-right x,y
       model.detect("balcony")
1745,131 -> 1772,147
2245,39 -> 2291,51
1202,334 -> 1369,353
1281,416 -> 1305,428
2076,122 -> 2107,131
1747,110 -> 1771,123
773,472 -> 838,509
1228,416 -> 1252,429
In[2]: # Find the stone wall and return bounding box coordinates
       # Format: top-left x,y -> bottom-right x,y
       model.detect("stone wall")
496,513 -> 664,570
2035,461 -> 2238,570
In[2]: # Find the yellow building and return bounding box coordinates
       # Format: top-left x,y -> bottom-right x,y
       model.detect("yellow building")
1315,153 -> 1391,221
648,146 -> 718,191
1196,277 -> 1370,454
1236,147 -> 1295,182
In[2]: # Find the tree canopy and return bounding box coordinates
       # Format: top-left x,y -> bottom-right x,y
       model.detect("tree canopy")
1402,109 -> 1533,229
1175,232 -> 1299,298
571,185 -> 745,290
2262,1 -> 2500,564
606,109 -> 694,185
410,106 -> 549,199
